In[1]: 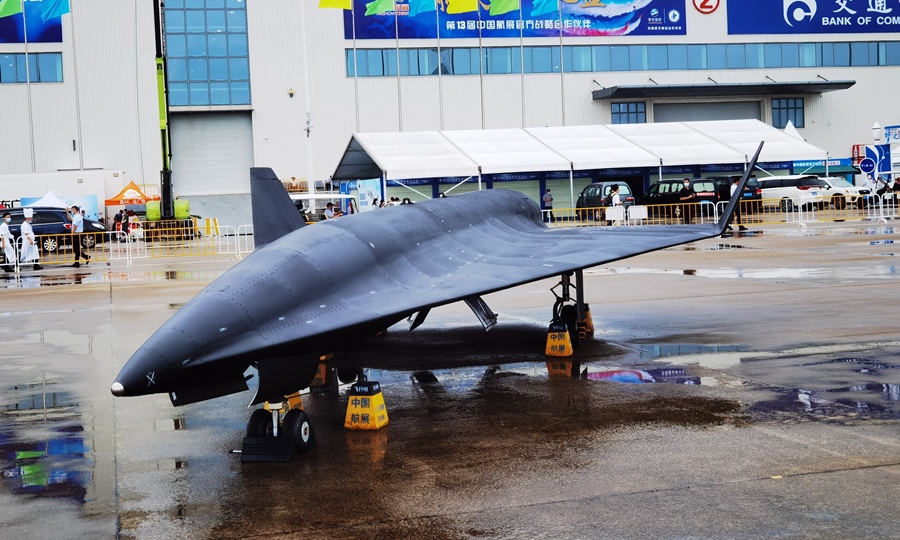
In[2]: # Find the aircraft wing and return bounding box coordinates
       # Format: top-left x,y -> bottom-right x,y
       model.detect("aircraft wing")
111,144 -> 760,405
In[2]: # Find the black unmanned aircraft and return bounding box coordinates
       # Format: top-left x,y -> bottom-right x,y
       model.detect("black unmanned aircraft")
111,142 -> 763,460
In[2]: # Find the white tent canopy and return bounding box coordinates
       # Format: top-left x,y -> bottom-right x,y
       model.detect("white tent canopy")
331,119 -> 828,182
25,190 -> 68,208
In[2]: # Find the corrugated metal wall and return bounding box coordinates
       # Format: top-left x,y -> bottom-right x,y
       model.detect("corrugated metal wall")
0,1 -> 159,189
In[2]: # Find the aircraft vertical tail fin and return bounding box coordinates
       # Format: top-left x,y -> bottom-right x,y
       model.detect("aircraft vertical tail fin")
716,141 -> 764,234
251,167 -> 307,249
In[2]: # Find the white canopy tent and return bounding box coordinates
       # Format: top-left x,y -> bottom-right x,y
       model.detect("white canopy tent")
25,190 -> 68,208
331,119 -> 829,197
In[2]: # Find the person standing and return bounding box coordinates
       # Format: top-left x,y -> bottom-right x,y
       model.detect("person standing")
67,205 -> 90,267
727,177 -> 748,232
677,178 -> 697,224
323,202 -> 343,219
19,208 -> 42,271
1,211 -> 15,272
542,188 -> 555,223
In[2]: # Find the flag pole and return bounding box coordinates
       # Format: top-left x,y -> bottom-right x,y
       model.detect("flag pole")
557,0 -> 566,126
21,0 -> 36,172
352,1 -> 360,133
395,1 -> 402,132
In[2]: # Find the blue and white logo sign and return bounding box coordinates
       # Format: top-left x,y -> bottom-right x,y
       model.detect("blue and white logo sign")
730,0 -> 900,34
668,9 -> 681,22
858,157 -> 876,174
784,0 -> 817,26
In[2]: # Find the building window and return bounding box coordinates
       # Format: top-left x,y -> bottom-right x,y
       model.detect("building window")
344,39 -> 900,78
0,53 -> 62,83
611,102 -> 646,124
772,98 -> 804,129
165,0 -> 250,106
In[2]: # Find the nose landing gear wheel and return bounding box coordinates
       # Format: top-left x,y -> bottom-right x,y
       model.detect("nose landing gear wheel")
246,408 -> 274,437
282,409 -> 317,453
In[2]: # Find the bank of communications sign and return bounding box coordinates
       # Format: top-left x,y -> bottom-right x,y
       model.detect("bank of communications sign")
728,0 -> 900,34
344,0 -> 686,39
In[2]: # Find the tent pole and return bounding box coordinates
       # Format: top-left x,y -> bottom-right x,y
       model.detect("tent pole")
569,166 -> 574,214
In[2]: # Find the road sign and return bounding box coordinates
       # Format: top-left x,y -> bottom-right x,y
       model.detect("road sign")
693,0 -> 720,15
859,158 -> 875,174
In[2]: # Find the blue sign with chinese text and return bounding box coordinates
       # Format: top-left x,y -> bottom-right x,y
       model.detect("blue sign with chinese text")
346,0 -> 686,40
729,0 -> 900,35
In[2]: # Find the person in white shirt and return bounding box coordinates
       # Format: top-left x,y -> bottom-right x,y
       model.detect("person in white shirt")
19,208 -> 42,271
1,211 -> 15,272
324,202 -> 343,219
67,205 -> 91,267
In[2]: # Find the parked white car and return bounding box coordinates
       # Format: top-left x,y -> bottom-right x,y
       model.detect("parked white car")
817,176 -> 871,209
757,175 -> 829,212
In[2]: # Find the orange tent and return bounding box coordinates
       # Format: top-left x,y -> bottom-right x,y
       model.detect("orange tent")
104,182 -> 160,206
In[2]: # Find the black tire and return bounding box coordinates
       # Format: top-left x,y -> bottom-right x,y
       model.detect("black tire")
41,236 -> 58,253
282,409 -> 316,453
81,234 -> 96,248
560,304 -> 580,349
337,367 -> 358,384
246,408 -> 274,437
832,195 -> 846,210
781,199 -> 795,212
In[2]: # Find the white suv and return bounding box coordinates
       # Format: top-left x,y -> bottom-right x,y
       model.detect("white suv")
817,176 -> 871,209
757,175 -> 829,212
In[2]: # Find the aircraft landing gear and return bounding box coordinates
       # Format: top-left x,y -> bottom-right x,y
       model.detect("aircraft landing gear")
240,391 -> 317,462
549,270 -> 592,350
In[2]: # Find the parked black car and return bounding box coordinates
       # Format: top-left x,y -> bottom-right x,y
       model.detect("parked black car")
644,178 -> 720,221
3,206 -> 107,253
645,178 -> 720,206
709,175 -> 762,207
575,181 -> 636,220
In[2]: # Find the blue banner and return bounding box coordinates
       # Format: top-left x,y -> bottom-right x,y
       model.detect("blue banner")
729,0 -> 900,35
345,0 -> 686,40
0,0 -> 65,44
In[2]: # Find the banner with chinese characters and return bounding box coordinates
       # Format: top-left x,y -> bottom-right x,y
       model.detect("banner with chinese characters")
344,0 -> 686,40
729,0 -> 900,35
0,0 -> 67,44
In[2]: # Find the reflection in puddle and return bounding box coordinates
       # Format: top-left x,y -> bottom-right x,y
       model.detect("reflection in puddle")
1,381 -> 91,501
638,343 -> 744,359
593,265 -> 898,281
587,367 -> 700,385
0,270 -> 224,289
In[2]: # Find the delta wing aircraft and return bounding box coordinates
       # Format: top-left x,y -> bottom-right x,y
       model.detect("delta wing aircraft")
112,143 -> 762,459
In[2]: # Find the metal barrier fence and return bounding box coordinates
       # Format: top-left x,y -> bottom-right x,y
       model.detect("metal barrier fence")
237,224 -> 255,256
543,195 -> 899,229
4,224 -> 249,271
4,197 -> 896,273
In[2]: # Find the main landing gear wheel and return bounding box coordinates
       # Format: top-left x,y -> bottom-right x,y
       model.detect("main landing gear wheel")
282,409 -> 317,453
246,408 -> 274,437
560,304 -> 581,349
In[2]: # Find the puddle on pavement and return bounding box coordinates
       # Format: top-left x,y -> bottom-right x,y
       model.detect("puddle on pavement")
0,270 -> 225,289
1,380 -> 92,502
593,265 -> 898,280
641,342 -> 900,422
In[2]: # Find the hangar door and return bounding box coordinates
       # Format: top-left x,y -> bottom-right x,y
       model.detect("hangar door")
170,112 -> 254,196
653,101 -> 761,123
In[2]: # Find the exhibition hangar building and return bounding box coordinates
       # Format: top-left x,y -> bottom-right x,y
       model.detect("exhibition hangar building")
0,0 -> 893,210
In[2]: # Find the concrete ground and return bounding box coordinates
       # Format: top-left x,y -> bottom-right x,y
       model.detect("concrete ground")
0,221 -> 898,539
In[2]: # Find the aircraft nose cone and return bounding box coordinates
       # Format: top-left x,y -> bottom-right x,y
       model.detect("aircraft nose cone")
110,382 -> 125,396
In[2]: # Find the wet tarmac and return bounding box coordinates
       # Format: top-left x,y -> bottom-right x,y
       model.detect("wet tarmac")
1,222 -> 899,539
